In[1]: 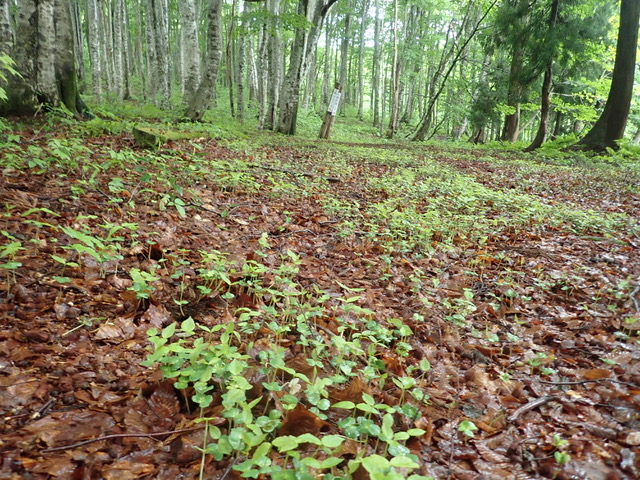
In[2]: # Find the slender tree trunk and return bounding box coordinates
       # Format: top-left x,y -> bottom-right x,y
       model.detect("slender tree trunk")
576,0 -> 640,150
257,25 -> 268,128
413,0 -> 497,141
70,0 -> 84,84
277,0 -> 339,135
632,126 -> 640,145
338,11 -> 350,114
524,0 -> 559,152
265,0 -> 282,129
322,14 -> 332,105
37,0 -> 59,103
356,0 -> 369,119
185,0 -> 223,121
236,2 -> 247,121
144,0 -> 170,106
226,0 -> 237,117
246,34 -> 258,103
372,0 -> 382,127
179,0 -> 200,102
386,0 -> 399,138
501,0 -> 530,142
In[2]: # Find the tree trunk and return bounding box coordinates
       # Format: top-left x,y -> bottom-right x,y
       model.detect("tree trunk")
111,0 -> 129,99
178,0 -> 200,102
356,0 -> 369,119
265,0 -> 283,129
413,0 -> 497,141
338,11 -> 350,114
321,14 -> 333,105
70,0 -> 84,84
144,0 -> 171,107
277,0 -> 339,135
501,0 -> 529,142
501,42 -> 524,142
524,0 -> 559,152
236,1 -> 247,121
1,0 -> 85,117
184,0 -> 223,121
576,0 -> 640,150
386,0 -> 399,138
372,0 -> 382,127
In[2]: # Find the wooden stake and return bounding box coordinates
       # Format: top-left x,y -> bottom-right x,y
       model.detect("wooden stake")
319,83 -> 342,139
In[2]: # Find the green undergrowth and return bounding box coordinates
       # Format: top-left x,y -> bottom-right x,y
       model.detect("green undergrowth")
142,238 -> 432,480
2,109 -> 639,478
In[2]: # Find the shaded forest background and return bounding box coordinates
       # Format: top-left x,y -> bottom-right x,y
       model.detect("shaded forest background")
1,0 -> 639,147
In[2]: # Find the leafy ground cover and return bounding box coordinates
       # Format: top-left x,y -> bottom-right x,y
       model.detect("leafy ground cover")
1,115 -> 639,480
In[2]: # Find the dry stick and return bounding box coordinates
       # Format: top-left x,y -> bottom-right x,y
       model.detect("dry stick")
507,395 -> 558,423
630,283 -> 640,311
41,426 -> 204,453
540,377 -> 640,389
247,163 -> 340,183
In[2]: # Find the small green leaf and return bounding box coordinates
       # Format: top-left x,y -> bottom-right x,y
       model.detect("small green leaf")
458,419 -> 478,438
273,435 -> 299,452
321,435 -> 345,449
297,433 -> 321,445
0,261 -> 21,270
361,454 -> 390,472
321,457 -> 343,468
181,317 -> 195,333
390,455 -> 420,469
332,401 -> 355,409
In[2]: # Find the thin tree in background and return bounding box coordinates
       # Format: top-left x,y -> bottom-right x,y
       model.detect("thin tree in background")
386,0 -> 400,138
179,0 -> 200,102
524,0 -> 560,152
277,0 -> 338,135
185,0 -> 223,121
575,0 -> 640,150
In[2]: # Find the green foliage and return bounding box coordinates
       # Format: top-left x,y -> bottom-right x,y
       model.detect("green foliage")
0,53 -> 19,103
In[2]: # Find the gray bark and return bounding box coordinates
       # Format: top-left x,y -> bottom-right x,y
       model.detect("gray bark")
185,0 -> 223,121
265,0 -> 283,129
86,0 -> 103,97
1,0 -> 84,117
144,0 -> 171,107
179,0 -> 200,101
277,0 -> 339,135
372,0 -> 382,127
338,11 -> 350,114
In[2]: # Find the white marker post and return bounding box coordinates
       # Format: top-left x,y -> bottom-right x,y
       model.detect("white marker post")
319,83 -> 342,139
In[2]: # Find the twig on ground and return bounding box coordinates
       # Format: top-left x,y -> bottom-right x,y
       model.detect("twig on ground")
540,378 -> 640,389
247,163 -> 340,183
630,282 -> 639,312
507,395 -> 558,423
281,228 -> 316,237
42,426 -> 204,453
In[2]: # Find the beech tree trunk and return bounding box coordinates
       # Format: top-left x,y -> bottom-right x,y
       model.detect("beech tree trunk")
265,0 -> 282,129
576,0 -> 640,150
277,0 -> 338,135
179,0 -> 200,102
386,0 -> 399,138
144,0 -> 170,107
338,11 -> 350,114
1,0 -> 85,118
372,0 -> 382,127
184,0 -> 223,121
357,0 -> 369,119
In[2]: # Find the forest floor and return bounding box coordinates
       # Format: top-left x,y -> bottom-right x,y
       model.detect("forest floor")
1,119 -> 640,480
